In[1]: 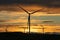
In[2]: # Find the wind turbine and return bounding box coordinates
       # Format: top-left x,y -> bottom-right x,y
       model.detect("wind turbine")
33,25 -> 46,33
40,25 -> 46,33
42,20 -> 54,33
17,4 -> 46,34
18,27 -> 28,33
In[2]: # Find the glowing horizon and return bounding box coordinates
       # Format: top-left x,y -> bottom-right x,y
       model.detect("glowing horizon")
0,5 -> 60,33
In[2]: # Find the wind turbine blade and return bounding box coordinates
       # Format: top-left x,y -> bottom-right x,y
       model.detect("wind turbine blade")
17,4 -> 29,14
31,8 -> 46,14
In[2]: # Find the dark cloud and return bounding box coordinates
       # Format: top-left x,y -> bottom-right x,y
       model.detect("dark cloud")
0,0 -> 16,4
0,5 -> 22,11
0,0 -> 60,11
0,0 -> 60,7
0,20 -> 8,22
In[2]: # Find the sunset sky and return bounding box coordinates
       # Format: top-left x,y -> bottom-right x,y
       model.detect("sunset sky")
0,0 -> 60,33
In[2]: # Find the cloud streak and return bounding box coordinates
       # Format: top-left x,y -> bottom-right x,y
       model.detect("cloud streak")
0,10 -> 60,25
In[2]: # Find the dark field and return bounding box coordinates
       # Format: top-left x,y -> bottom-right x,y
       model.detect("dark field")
0,32 -> 60,40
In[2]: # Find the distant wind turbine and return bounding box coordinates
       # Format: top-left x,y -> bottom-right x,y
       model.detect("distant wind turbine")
42,20 -> 54,33
33,25 -> 46,33
40,25 -> 45,33
18,27 -> 28,33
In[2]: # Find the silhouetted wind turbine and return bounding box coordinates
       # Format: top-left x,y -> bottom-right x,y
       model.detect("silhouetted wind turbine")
17,4 -> 46,34
18,27 -> 28,33
42,20 -> 54,33
33,25 -> 46,33
0,20 -> 9,32
5,26 -> 8,32
40,25 -> 45,33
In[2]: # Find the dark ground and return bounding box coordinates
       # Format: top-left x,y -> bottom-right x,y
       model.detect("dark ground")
0,32 -> 60,40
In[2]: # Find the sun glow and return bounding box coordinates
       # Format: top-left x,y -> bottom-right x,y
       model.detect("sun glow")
0,4 -> 60,33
